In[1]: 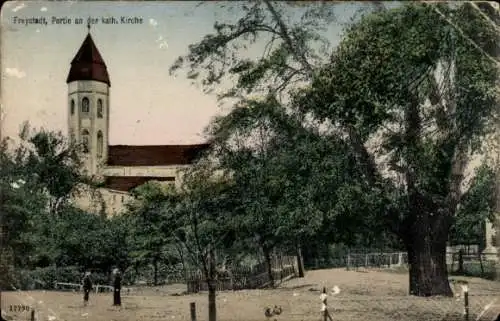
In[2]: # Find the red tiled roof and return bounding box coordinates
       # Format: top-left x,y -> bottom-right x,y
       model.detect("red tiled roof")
107,144 -> 210,167
66,33 -> 111,86
105,176 -> 175,192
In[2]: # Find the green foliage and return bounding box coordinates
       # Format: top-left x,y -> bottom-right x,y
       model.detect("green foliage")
172,1 -> 499,295
19,204 -> 130,272
208,96 -> 394,255
450,163 -> 496,246
124,181 -> 180,283
13,266 -> 81,290
173,165 -> 239,268
11,123 -> 94,214
0,139 -> 48,268
294,2 -> 498,234
12,266 -> 126,290
448,260 -> 497,281
0,124 -> 133,289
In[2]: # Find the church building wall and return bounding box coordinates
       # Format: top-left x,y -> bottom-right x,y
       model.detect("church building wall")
102,165 -> 188,188
66,30 -> 210,218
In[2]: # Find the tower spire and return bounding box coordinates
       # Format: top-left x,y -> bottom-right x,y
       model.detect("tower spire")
87,19 -> 91,34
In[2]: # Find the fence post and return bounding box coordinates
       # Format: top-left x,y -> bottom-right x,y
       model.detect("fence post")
458,249 -> 464,274
346,253 -> 351,271
190,302 -> 197,321
320,287 -> 333,321
365,254 -> 368,268
321,287 -> 327,321
463,285 -> 469,321
31,309 -> 35,321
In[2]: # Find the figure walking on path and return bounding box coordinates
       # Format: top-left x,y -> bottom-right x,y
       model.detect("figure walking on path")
82,272 -> 92,307
112,268 -> 122,306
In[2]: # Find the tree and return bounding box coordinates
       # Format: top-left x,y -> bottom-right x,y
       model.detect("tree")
16,123 -> 94,215
208,96 -> 388,281
172,2 -> 498,296
124,181 -> 178,285
294,3 -> 498,296
450,163 -> 497,248
105,214 -> 134,275
0,124 -> 106,269
0,137 -> 49,269
168,163 -> 238,321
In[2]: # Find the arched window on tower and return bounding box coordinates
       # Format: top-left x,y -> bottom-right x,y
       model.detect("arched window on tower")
97,131 -> 103,158
82,129 -> 90,153
97,99 -> 103,118
70,99 -> 75,115
82,97 -> 90,113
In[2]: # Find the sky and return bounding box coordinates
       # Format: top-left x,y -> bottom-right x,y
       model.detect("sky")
0,1 -> 366,145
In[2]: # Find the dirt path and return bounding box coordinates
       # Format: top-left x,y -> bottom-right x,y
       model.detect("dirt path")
2,269 -> 499,321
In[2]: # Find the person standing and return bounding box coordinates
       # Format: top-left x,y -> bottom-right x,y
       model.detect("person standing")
112,269 -> 122,306
82,272 -> 92,307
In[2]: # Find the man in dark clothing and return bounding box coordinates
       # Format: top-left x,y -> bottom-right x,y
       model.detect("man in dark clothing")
112,269 -> 122,306
82,272 -> 92,307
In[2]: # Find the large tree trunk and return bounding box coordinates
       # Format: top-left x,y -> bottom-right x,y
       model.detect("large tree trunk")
404,210 -> 453,297
400,90 -> 454,297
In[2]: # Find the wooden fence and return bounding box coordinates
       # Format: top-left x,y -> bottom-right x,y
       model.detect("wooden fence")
345,250 -> 497,276
346,252 -> 408,270
186,255 -> 298,293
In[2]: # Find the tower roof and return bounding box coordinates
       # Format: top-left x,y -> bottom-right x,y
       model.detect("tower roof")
66,32 -> 111,86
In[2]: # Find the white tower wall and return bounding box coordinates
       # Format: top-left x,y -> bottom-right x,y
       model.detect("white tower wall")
68,80 -> 110,176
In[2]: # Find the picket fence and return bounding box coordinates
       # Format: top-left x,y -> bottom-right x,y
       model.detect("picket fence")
186,255 -> 298,293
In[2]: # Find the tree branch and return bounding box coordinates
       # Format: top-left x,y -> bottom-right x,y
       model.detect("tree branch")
263,0 -> 314,77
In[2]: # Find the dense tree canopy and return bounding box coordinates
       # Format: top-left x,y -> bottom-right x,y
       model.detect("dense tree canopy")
0,126 -> 129,286
171,1 -> 499,296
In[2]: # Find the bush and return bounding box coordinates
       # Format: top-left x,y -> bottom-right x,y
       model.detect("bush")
13,266 -> 79,290
129,263 -> 185,285
448,261 -> 497,280
12,266 -> 116,290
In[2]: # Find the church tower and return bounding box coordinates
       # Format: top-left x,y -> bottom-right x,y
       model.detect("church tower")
66,25 -> 111,176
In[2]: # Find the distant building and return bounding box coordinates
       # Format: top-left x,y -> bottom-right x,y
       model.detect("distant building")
67,29 -> 209,215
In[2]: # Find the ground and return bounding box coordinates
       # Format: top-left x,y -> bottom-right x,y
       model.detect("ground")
2,268 -> 500,321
